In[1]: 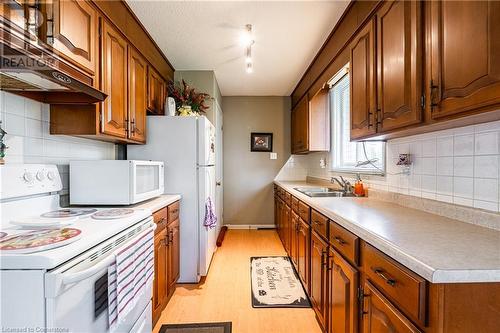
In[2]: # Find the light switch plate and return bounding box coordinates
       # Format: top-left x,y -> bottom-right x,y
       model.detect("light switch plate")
270,152 -> 277,160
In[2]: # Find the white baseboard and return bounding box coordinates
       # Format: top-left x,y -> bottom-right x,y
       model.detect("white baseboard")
225,224 -> 276,230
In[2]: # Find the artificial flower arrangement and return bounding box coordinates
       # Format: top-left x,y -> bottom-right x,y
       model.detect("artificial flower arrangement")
167,79 -> 210,116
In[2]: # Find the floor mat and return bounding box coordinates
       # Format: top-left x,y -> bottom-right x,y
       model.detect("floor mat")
159,322 -> 232,333
250,256 -> 310,308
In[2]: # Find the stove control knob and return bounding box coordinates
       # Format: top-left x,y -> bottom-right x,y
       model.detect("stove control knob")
36,170 -> 45,181
47,171 -> 55,180
23,172 -> 34,183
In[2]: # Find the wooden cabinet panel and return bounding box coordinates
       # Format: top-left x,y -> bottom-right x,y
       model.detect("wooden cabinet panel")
310,229 -> 329,329
168,201 -> 180,223
127,46 -> 147,143
101,19 -> 127,138
311,209 -> 328,240
298,201 -> 310,223
329,221 -> 359,266
309,88 -> 330,151
167,218 -> 180,294
429,0 -> 500,119
153,206 -> 168,234
328,248 -> 358,333
153,228 -> 168,326
362,242 -> 427,326
290,211 -> 299,268
350,18 -> 376,140
297,218 -> 310,293
291,95 -> 309,154
376,0 -> 422,132
147,66 -> 166,115
283,204 -> 291,255
362,281 -> 422,333
45,0 -> 97,76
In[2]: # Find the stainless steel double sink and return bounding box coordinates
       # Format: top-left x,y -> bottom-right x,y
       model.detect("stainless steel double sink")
293,187 -> 357,198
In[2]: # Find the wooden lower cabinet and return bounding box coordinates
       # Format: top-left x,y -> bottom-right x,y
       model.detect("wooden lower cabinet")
310,229 -> 329,330
297,218 -> 310,293
152,202 -> 180,326
153,227 -> 167,325
328,248 -> 358,333
290,211 -> 299,268
362,281 -> 422,333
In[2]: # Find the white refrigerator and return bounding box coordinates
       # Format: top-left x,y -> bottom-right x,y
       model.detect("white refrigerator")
128,116 -> 217,283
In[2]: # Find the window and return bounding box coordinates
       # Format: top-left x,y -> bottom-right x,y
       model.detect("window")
329,66 -> 385,174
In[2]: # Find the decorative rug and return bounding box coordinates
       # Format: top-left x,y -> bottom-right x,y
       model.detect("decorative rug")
159,322 -> 232,333
250,256 -> 310,308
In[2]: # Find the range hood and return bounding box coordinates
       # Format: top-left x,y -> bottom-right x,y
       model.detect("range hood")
0,29 -> 106,104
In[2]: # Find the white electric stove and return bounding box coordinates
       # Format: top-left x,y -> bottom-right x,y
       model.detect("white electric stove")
0,164 -> 155,333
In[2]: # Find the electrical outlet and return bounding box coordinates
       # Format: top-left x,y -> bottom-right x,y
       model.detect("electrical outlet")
270,152 -> 277,160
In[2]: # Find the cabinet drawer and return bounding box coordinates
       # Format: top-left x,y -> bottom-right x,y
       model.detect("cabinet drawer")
168,201 -> 180,223
362,242 -> 427,325
291,196 -> 299,213
311,210 -> 328,239
153,206 -> 168,234
298,201 -> 310,223
329,221 -> 359,265
285,192 -> 292,206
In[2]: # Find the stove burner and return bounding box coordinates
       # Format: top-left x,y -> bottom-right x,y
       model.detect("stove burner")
41,209 -> 98,218
91,208 -> 135,220
0,228 -> 82,253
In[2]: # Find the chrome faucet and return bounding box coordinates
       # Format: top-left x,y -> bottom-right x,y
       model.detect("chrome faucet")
331,176 -> 353,194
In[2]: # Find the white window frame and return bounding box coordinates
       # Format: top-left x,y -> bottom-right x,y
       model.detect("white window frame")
328,64 -> 386,175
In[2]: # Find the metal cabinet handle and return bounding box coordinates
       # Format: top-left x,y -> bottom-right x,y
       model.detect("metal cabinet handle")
430,80 -> 440,108
333,236 -> 346,245
373,267 -> 396,286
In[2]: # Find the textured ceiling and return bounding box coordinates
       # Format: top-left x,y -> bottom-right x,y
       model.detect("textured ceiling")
126,0 -> 349,96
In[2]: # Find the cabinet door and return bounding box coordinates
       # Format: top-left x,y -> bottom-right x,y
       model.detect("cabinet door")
310,230 -> 328,329
167,218 -> 180,292
291,96 -> 309,153
376,0 -> 422,132
147,67 -> 166,115
46,0 -> 97,75
429,1 -> 500,119
284,205 -> 291,255
329,248 -> 358,333
101,20 -> 127,138
153,228 -> 168,325
362,281 -> 422,333
350,18 -> 376,140
128,46 -> 147,143
290,211 -> 299,269
297,218 -> 310,293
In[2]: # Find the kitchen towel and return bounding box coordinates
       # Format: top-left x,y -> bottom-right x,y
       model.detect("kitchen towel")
108,227 -> 154,331
204,197 -> 217,229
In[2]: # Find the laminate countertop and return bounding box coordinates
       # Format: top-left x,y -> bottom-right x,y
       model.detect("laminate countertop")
275,180 -> 500,283
130,194 -> 181,214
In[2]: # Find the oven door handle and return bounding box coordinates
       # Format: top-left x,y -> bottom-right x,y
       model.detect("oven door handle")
45,223 -> 156,298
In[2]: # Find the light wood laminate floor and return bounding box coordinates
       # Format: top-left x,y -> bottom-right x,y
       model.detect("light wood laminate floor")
153,229 -> 322,333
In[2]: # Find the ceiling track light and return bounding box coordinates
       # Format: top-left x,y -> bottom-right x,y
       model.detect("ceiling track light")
242,24 -> 254,73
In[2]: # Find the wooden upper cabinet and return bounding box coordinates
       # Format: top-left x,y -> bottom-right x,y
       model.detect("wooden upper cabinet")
350,18 -> 376,140
42,0 -> 98,76
291,90 -> 330,154
128,46 -> 147,143
147,67 -> 166,115
291,95 -> 309,153
429,0 -> 500,119
362,281 -> 422,333
328,248 -> 358,333
101,19 -> 127,138
376,0 -> 422,133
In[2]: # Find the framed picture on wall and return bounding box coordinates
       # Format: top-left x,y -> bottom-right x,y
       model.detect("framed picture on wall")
250,133 -> 273,152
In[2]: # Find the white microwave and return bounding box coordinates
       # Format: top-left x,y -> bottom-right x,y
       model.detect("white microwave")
70,160 -> 164,205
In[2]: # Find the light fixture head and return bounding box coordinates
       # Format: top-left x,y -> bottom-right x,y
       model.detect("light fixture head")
246,63 -> 253,74
239,24 -> 254,47
245,46 -> 252,64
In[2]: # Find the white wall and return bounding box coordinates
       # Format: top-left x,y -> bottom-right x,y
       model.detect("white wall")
0,92 -> 115,205
279,121 -> 500,213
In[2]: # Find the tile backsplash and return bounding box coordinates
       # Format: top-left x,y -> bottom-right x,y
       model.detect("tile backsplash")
277,120 -> 500,214
0,92 -> 115,204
